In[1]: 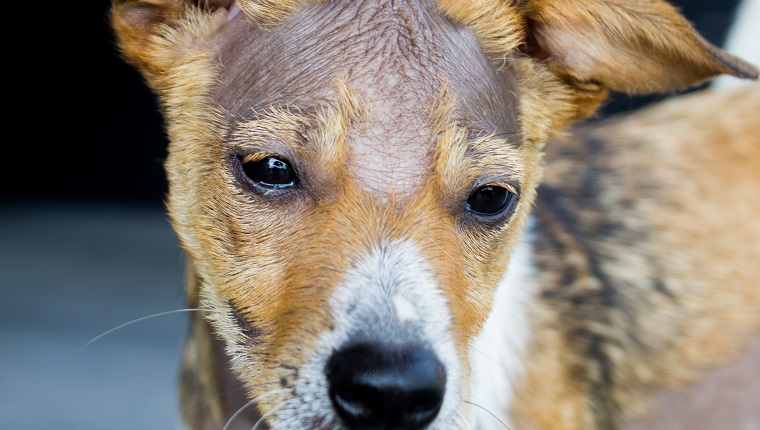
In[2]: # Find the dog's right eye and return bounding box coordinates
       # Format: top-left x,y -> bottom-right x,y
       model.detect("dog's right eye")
239,155 -> 298,190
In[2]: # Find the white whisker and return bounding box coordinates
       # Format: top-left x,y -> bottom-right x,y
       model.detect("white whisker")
469,344 -> 510,371
80,308 -> 210,350
223,388 -> 292,430
457,410 -> 473,430
463,399 -> 510,429
252,399 -> 290,430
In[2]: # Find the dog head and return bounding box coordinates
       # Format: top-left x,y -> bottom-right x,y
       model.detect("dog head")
111,0 -> 756,428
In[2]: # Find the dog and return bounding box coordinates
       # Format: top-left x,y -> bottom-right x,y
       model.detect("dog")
109,1 -> 759,429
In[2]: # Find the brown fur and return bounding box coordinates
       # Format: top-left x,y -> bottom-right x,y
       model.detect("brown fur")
514,85 -> 760,429
109,0 -> 759,429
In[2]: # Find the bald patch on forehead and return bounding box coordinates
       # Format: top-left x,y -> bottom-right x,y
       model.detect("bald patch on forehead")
346,105 -> 435,196
213,0 -> 521,198
337,76 -> 437,197
234,0 -> 524,58
297,1 -> 459,197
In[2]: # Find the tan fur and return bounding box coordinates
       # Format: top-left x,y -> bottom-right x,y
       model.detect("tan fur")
519,0 -> 758,94
110,0 -> 759,429
236,0 -> 317,26
515,85 -> 760,429
430,84 -> 538,339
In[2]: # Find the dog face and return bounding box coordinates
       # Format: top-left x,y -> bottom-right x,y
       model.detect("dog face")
111,0 -> 756,428
175,4 -> 536,427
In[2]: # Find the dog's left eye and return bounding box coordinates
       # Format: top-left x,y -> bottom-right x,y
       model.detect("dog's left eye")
240,155 -> 298,189
466,185 -> 516,216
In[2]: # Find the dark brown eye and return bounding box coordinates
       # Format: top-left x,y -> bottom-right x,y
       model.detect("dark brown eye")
466,185 -> 515,216
241,156 -> 298,189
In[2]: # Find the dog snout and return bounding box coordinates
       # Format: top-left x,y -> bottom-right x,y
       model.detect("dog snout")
327,342 -> 446,429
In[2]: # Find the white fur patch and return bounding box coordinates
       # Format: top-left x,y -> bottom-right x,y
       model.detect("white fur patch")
272,239 -> 462,429
393,294 -> 420,322
469,218 -> 536,429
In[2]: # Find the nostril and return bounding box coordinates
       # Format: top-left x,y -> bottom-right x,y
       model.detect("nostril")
405,391 -> 443,423
332,385 -> 382,422
326,342 -> 446,429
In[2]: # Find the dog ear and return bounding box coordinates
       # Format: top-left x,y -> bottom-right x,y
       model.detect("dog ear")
110,0 -> 233,81
520,0 -> 759,95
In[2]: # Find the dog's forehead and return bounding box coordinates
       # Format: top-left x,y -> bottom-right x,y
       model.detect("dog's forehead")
211,0 -> 520,194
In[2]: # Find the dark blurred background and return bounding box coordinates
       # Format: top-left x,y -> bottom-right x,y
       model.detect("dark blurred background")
0,1 -> 750,429
0,0 -> 745,204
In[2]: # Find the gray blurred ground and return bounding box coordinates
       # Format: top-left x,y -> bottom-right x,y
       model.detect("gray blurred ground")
0,203 -> 190,430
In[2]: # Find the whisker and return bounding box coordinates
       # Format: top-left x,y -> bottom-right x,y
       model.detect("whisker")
457,410 -> 473,430
252,398 -> 290,430
223,388 -> 291,430
80,308 -> 210,350
428,238 -> 458,265
468,344 -> 510,370
492,131 -> 520,139
463,399 -> 510,430
224,399 -> 257,430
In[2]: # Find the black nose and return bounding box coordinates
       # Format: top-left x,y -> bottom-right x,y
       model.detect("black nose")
326,342 -> 446,430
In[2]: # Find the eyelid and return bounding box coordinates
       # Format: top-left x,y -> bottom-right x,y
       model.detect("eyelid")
482,181 -> 519,196
240,152 -> 280,164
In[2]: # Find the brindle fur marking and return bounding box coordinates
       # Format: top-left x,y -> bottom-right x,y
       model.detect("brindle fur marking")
520,86 -> 760,430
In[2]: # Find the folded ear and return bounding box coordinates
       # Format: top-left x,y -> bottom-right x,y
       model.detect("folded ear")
110,0 -> 232,81
520,0 -> 759,95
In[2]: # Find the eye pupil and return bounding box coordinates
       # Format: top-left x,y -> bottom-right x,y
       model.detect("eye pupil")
467,185 -> 513,215
241,156 -> 297,189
